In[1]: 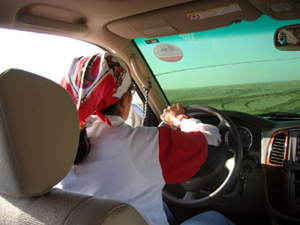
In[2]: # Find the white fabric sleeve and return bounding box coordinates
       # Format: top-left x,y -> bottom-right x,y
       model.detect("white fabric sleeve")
180,117 -> 221,146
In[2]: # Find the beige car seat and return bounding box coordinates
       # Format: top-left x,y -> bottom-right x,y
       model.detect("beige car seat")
0,69 -> 147,225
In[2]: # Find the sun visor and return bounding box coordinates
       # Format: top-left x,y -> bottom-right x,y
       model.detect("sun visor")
107,0 -> 262,39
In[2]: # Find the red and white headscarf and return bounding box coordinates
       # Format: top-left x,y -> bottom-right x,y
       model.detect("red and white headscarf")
60,52 -> 132,127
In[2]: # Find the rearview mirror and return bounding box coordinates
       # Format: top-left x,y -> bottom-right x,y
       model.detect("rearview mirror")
274,24 -> 300,51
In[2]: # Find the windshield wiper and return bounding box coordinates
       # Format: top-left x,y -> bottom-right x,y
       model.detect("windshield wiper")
257,112 -> 300,120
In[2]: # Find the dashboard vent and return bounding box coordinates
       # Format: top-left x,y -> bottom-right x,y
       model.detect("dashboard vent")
268,131 -> 288,167
296,135 -> 300,163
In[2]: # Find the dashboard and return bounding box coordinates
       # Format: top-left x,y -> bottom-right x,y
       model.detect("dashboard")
192,110 -> 300,223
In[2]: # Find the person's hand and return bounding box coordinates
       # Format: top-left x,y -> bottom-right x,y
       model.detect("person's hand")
160,103 -> 185,127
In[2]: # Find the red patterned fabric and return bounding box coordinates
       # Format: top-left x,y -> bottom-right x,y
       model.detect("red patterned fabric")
60,53 -> 132,126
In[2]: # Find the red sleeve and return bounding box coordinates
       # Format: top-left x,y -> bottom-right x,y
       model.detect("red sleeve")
158,126 -> 208,184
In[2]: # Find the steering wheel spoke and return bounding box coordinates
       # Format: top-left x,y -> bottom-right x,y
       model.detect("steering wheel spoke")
181,191 -> 199,202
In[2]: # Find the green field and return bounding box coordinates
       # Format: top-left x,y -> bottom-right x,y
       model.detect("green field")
165,80 -> 300,115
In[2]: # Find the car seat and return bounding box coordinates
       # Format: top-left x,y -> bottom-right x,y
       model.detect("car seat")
0,69 -> 147,225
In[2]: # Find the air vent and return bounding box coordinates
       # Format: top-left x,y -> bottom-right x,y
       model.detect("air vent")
267,131 -> 288,167
296,135 -> 300,163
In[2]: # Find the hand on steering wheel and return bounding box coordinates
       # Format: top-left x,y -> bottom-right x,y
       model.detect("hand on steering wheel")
160,103 -> 185,127
160,105 -> 243,208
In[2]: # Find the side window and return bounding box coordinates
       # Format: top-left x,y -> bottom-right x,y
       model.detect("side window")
127,93 -> 144,127
0,28 -> 103,83
0,28 -> 144,127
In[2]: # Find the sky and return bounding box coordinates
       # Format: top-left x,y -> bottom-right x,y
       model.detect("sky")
1,15 -> 300,89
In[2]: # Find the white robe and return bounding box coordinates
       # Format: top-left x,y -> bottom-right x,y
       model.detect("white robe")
57,115 -> 221,225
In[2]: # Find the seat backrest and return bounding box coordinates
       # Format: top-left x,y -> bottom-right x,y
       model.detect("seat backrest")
0,69 -> 147,225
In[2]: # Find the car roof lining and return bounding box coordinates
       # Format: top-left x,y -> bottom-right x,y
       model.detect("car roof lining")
0,0 -> 299,52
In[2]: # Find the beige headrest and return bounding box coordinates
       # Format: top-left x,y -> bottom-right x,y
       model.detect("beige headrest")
0,69 -> 79,197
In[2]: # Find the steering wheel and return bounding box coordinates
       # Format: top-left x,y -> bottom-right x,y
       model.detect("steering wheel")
161,105 -> 242,208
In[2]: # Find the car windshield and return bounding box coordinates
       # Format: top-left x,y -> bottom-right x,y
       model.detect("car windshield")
134,15 -> 300,117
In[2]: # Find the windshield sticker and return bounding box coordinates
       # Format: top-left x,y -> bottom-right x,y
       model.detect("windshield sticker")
145,39 -> 159,44
153,43 -> 183,62
186,3 -> 241,21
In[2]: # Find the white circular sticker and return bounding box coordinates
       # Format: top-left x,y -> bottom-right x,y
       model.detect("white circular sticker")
153,43 -> 183,62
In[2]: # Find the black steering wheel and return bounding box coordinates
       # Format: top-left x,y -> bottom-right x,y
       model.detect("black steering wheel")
161,105 -> 242,208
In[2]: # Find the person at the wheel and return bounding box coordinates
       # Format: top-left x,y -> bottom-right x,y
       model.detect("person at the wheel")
56,52 -> 234,225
